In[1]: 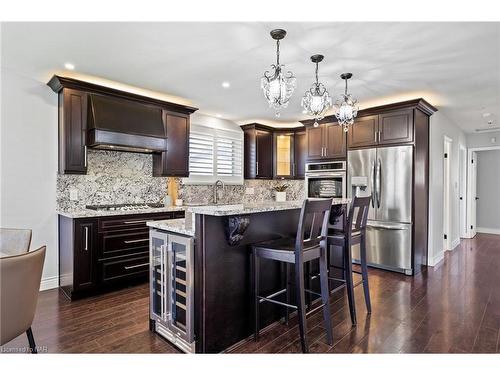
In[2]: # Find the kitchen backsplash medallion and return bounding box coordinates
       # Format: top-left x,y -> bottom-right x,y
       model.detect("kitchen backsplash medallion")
57,149 -> 306,211
176,178 -> 305,205
57,150 -> 167,211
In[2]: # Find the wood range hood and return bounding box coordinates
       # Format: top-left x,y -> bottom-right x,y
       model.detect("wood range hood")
48,75 -> 198,155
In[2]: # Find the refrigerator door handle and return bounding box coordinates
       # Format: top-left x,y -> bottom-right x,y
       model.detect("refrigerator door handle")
376,158 -> 381,208
371,160 -> 376,207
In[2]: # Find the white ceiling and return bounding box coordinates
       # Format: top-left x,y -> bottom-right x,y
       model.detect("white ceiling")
1,22 -> 499,132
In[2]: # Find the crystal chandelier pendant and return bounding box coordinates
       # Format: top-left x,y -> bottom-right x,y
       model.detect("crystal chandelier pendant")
301,54 -> 332,127
333,73 -> 359,132
261,29 -> 296,117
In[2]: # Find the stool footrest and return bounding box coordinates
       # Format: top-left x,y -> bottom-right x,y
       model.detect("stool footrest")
257,295 -> 297,310
259,288 -> 287,302
304,288 -> 321,297
305,303 -> 326,317
352,270 -> 362,275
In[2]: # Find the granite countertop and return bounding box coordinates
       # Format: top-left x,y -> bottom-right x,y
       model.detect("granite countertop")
147,218 -> 195,236
186,198 -> 350,217
57,205 -> 185,218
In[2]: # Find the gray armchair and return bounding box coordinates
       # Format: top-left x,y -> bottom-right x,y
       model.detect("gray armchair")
0,246 -> 46,353
0,228 -> 32,256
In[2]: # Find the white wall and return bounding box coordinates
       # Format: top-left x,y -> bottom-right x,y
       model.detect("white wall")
467,131 -> 500,148
476,150 -> 500,233
428,111 -> 466,266
0,68 -> 58,289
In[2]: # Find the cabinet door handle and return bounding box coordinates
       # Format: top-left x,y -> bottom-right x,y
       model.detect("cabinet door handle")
123,220 -> 147,224
374,131 -> 378,143
84,226 -> 89,251
256,161 -> 259,176
124,262 -> 149,270
84,145 -> 88,167
124,238 -> 149,244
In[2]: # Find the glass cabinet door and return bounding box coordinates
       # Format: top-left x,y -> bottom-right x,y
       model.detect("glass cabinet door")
167,234 -> 194,342
150,230 -> 168,321
275,133 -> 293,178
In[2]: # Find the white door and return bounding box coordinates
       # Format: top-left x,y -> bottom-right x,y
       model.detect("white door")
470,151 -> 477,238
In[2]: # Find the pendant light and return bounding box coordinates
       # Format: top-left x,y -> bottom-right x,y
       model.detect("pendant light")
301,54 -> 332,127
260,29 -> 296,117
334,73 -> 359,132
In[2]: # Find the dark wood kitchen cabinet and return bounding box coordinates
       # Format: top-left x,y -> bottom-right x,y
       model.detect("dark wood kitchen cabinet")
305,122 -> 346,161
293,130 -> 307,178
348,109 -> 414,148
58,88 -> 88,174
59,210 -> 185,300
153,111 -> 190,177
241,123 -> 273,179
274,131 -> 294,179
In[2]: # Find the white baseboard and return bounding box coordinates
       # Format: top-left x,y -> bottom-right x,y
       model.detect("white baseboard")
40,276 -> 58,291
451,238 -> 460,250
428,251 -> 444,267
477,227 -> 500,235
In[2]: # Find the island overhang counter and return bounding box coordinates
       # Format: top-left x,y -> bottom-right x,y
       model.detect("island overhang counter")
147,199 -> 349,353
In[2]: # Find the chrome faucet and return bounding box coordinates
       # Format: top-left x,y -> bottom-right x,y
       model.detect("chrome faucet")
213,180 -> 225,204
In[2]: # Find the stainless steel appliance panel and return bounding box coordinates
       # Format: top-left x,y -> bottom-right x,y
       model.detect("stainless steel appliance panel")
375,146 -> 413,223
352,221 -> 412,274
347,148 -> 376,220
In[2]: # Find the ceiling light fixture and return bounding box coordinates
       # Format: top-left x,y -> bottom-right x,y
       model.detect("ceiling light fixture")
261,29 -> 296,118
222,82 -> 230,88
64,62 -> 75,70
301,54 -> 332,127
334,73 -> 358,132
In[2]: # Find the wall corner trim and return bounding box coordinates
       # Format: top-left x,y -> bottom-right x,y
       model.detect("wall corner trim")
451,238 -> 461,250
428,251 -> 444,267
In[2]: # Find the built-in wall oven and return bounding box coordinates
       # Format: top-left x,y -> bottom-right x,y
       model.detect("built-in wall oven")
305,161 -> 346,199
149,229 -> 195,353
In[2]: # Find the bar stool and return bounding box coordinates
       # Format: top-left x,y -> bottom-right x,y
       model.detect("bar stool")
327,196 -> 372,326
251,198 -> 334,353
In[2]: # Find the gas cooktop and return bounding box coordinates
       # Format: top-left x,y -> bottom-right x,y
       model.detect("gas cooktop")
85,203 -> 164,212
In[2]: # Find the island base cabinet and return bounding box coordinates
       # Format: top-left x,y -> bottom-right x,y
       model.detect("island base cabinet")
149,229 -> 195,353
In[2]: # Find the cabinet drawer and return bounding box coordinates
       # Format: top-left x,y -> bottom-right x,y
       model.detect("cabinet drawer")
100,230 -> 150,259
100,255 -> 149,282
98,212 -> 178,232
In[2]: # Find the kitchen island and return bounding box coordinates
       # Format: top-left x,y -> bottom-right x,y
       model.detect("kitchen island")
147,199 -> 349,353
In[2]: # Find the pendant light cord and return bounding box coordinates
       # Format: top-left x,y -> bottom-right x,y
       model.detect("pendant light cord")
276,39 -> 280,66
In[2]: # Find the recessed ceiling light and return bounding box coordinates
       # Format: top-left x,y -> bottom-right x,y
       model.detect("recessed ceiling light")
64,62 -> 75,70
482,112 -> 491,117
302,109 -> 307,114
216,114 -> 222,118
221,82 -> 230,88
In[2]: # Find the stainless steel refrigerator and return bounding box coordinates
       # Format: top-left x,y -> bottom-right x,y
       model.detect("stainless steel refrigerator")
347,145 -> 413,275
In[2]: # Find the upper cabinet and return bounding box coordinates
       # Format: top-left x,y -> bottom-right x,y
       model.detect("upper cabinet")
153,111 -> 190,177
58,88 -> 89,174
301,99 -> 436,151
242,124 -> 274,179
242,124 -> 306,180
47,75 -> 197,176
305,122 -> 347,161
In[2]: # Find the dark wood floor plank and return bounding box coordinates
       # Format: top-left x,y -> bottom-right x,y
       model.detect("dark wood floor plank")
1,234 -> 499,354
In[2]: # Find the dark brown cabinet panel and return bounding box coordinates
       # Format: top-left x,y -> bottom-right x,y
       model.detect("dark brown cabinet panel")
256,130 -> 273,178
74,219 -> 97,290
306,126 -> 324,160
59,88 -> 88,174
242,124 -> 273,179
378,109 -> 414,145
348,115 -> 379,148
325,123 -> 346,159
306,122 -> 346,161
153,111 -> 190,177
294,131 -> 307,178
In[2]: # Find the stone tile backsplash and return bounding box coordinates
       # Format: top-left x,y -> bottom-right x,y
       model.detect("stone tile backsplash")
57,150 -> 167,211
57,149 -> 306,211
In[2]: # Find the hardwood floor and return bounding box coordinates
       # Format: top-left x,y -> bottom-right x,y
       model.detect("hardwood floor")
2,234 -> 499,354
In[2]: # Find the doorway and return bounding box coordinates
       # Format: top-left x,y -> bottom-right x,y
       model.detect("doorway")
443,137 -> 452,251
